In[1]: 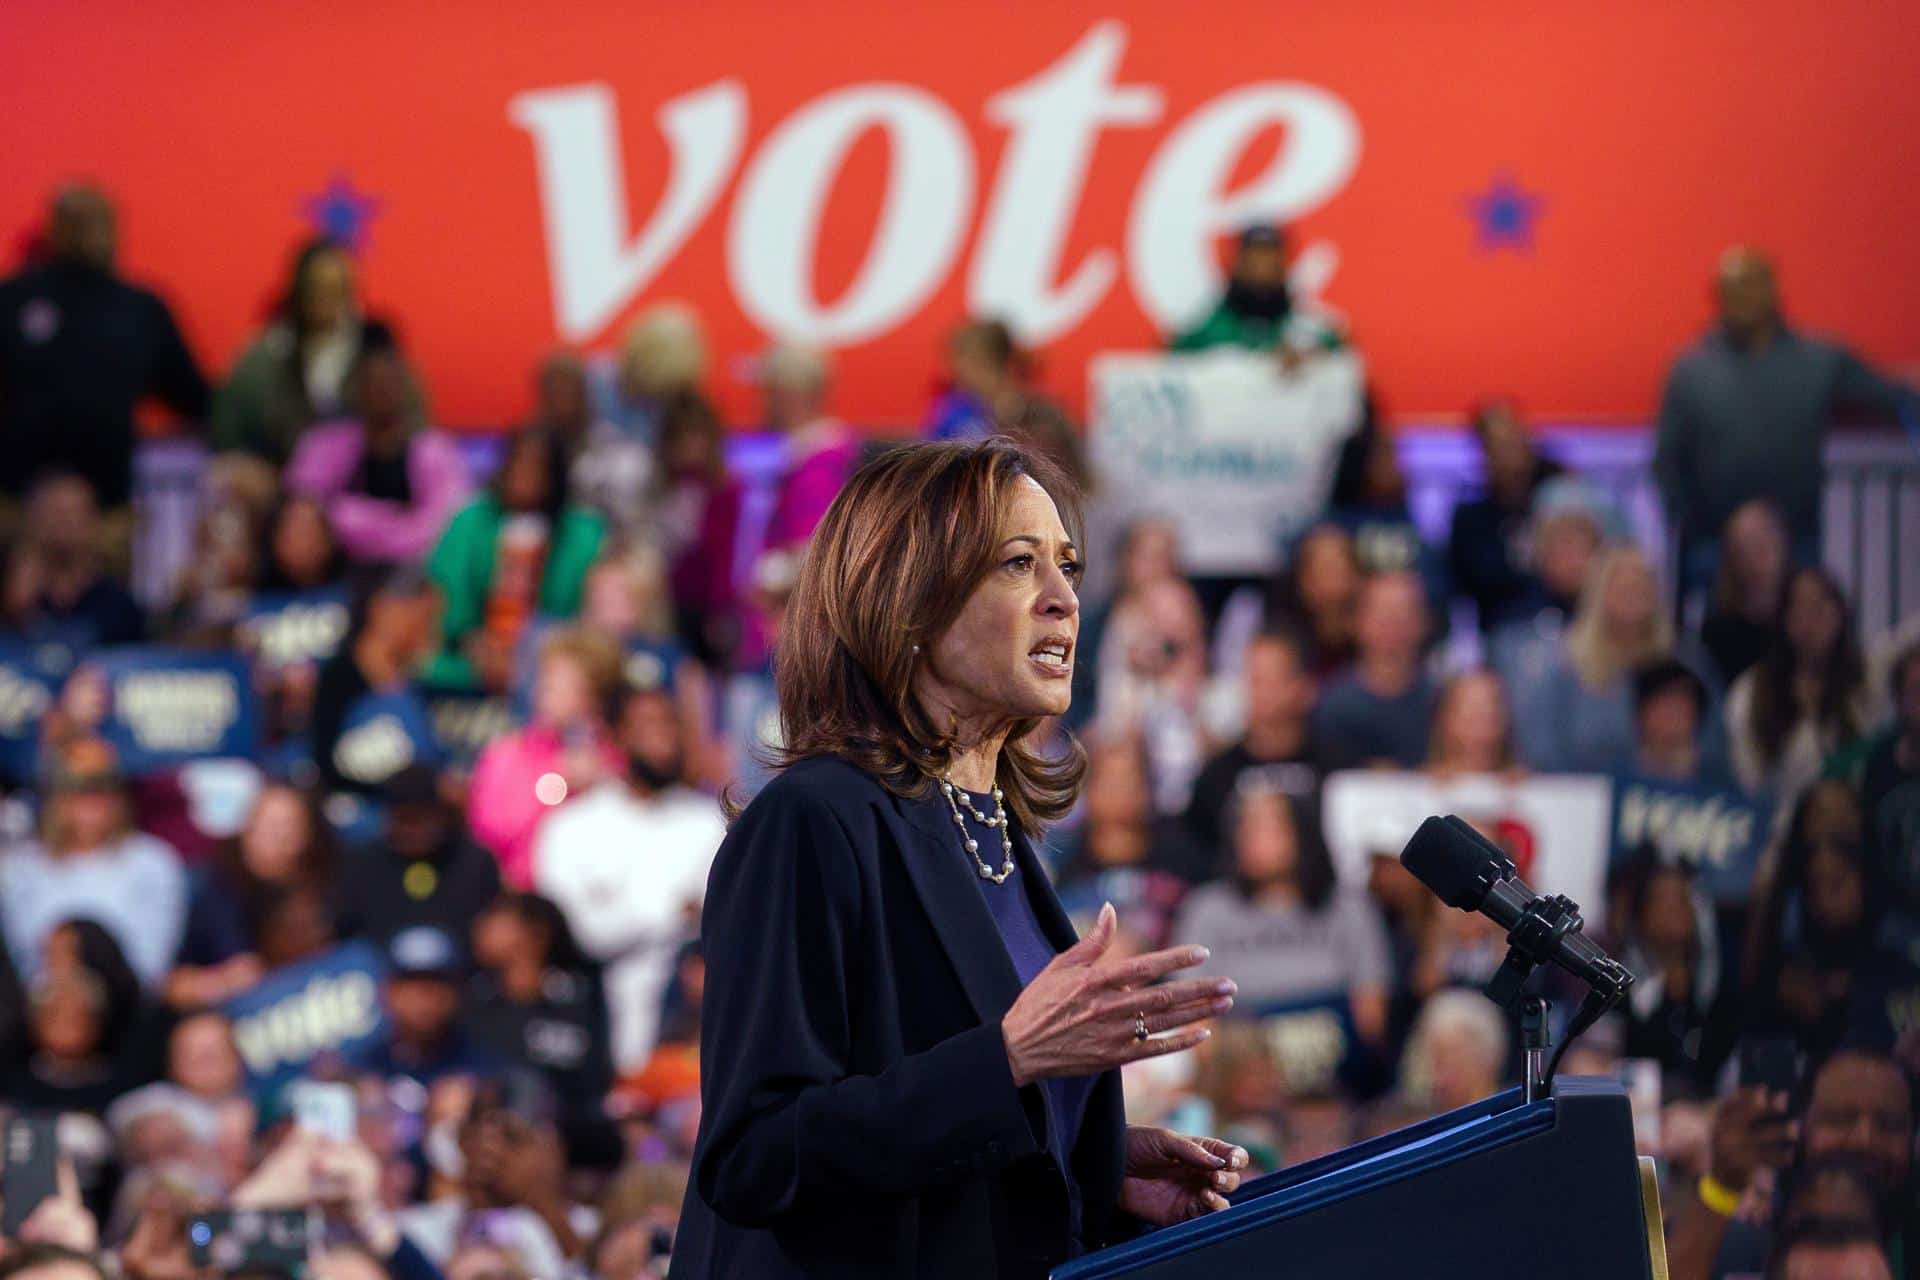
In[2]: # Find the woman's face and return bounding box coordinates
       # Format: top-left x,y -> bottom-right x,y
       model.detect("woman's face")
357,352 -> 410,426
271,497 -> 336,586
917,476 -> 1080,726
1233,790 -> 1299,885
32,978 -> 103,1061
583,564 -> 644,634
1295,529 -> 1360,617
532,653 -> 595,729
54,784 -> 121,851
1363,433 -> 1404,504
1724,502 -> 1787,597
1084,742 -> 1150,832
1438,673 -> 1508,769
1600,554 -> 1658,635
471,904 -> 539,972
1478,407 -> 1535,494
1806,841 -> 1867,935
1536,514 -> 1601,600
1784,572 -> 1844,664
301,251 -> 355,333
242,786 -> 311,884
1426,1025 -> 1498,1112
498,438 -> 554,512
170,1013 -> 243,1099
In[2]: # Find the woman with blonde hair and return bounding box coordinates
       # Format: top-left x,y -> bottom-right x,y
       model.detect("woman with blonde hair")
0,737 -> 186,988
1512,544 -> 1710,773
591,302 -> 708,443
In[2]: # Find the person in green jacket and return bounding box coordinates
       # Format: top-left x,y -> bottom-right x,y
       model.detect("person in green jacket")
425,427 -> 606,690
1168,223 -> 1344,356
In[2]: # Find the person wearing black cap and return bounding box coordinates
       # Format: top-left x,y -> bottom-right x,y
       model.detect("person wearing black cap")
1168,223 -> 1344,356
336,763 -> 500,945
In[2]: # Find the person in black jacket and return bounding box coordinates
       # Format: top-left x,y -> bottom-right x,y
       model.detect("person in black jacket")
675,439 -> 1248,1280
1446,399 -> 1562,635
0,185 -> 208,510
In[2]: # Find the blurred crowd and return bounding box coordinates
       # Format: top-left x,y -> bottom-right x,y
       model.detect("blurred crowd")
0,185 -> 1915,1280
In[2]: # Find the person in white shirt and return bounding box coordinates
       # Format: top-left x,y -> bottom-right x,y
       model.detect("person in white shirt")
533,680 -> 724,1070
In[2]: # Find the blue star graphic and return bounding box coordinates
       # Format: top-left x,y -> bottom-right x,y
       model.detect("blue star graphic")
302,175 -> 381,252
1463,175 -> 1545,251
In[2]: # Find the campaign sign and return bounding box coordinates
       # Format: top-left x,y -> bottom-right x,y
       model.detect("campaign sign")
422,687 -> 518,768
1250,992 -> 1363,1097
0,639 -> 73,783
91,648 -> 260,774
223,941 -> 389,1099
331,689 -> 446,789
237,590 -> 351,672
1609,772 -> 1766,902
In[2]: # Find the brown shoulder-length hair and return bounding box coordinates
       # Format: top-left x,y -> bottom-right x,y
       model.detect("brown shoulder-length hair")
748,437 -> 1087,830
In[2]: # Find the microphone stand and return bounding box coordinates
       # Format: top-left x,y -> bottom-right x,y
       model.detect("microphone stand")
1478,892 -> 1634,1102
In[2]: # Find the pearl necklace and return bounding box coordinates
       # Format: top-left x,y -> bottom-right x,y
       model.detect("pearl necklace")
939,773 -> 1015,884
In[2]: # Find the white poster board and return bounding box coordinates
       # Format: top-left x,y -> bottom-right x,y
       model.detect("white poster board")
1088,349 -> 1365,576
1320,770 -> 1617,929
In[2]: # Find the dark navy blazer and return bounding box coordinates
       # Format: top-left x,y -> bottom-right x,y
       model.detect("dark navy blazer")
672,756 -> 1135,1278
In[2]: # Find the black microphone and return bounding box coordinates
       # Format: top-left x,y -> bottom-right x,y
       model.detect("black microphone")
1400,814 -> 1632,1001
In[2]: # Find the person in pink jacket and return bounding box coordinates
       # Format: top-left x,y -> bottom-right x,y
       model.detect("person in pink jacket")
467,625 -> 626,889
285,329 -> 472,564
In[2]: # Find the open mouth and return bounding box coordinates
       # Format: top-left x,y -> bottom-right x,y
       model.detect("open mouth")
1029,638 -> 1073,671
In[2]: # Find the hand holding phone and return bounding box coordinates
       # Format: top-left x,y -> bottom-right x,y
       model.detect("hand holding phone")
1,1114 -> 60,1237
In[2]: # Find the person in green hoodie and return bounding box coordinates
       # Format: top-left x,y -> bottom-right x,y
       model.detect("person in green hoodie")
1168,223 -> 1344,357
425,427 -> 605,690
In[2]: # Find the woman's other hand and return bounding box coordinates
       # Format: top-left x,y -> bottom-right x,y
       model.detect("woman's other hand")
1118,1126 -> 1250,1226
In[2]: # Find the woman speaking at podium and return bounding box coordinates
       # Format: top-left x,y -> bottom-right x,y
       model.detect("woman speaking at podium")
673,439 -> 1249,1278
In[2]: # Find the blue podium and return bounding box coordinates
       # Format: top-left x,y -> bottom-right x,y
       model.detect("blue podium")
1055,1077 -> 1666,1279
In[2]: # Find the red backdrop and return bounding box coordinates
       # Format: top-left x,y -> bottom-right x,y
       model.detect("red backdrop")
5,1 -> 1915,429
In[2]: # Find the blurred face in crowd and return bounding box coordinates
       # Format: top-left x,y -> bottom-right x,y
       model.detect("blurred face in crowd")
1233,789 -> 1299,887
270,496 -> 337,588
241,785 -> 313,885
356,350 -> 410,431
1535,511 -> 1601,601
1122,521 -> 1180,597
1354,571 -> 1426,664
532,651 -> 596,730
50,776 -> 125,853
918,475 -> 1081,725
1232,238 -> 1288,292
1124,579 -> 1203,679
1424,1020 -> 1501,1113
1724,501 -> 1789,608
1083,737 -> 1151,833
1635,868 -> 1697,961
948,327 -> 1010,400
1780,1242 -> 1892,1280
169,1012 -> 243,1099
50,184 -> 117,272
1784,570 -> 1846,667
258,887 -> 335,969
1475,403 -> 1536,501
386,797 -> 450,861
1716,247 -> 1780,342
764,372 -> 825,434
595,1217 -> 671,1280
1804,1053 -> 1913,1202
27,474 -> 101,562
1244,635 -> 1313,733
1363,431 -> 1405,506
1806,839 -> 1867,937
497,433 -> 555,513
1599,551 -> 1659,640
622,688 -> 685,790
472,901 -> 545,974
1293,526 -> 1361,621
369,586 -> 443,671
1639,681 -> 1703,756
31,973 -> 104,1060
1433,671 -> 1508,771
301,248 -> 355,334
537,359 -> 591,434
387,974 -> 459,1048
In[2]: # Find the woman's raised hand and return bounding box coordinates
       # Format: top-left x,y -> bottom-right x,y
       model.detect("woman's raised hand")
1001,903 -> 1235,1088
